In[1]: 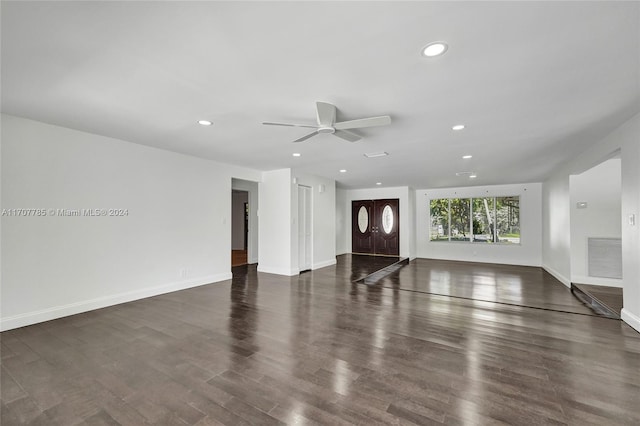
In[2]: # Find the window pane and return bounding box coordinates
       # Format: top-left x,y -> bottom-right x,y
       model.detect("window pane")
496,196 -> 520,244
472,198 -> 494,243
357,206 -> 368,233
449,198 -> 470,242
430,199 -> 449,241
382,205 -> 394,234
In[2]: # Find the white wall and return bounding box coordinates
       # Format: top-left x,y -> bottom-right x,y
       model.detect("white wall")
542,112 -> 640,333
416,183 -> 542,267
1,114 -> 261,331
340,186 -> 414,259
542,173 -> 572,285
231,191 -> 248,250
292,170 -> 337,270
257,169 -> 294,275
257,168 -> 336,275
570,158 -> 622,286
232,178 -> 259,264
335,188 -> 348,255
620,117 -> 640,332
408,188 -> 417,259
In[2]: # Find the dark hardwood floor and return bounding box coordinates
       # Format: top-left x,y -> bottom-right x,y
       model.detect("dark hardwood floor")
2,255 -> 639,425
373,258 -> 598,316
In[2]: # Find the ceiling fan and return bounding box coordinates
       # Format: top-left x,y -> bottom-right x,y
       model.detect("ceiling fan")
262,101 -> 391,143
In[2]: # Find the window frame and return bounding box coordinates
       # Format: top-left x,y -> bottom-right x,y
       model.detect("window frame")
429,195 -> 521,245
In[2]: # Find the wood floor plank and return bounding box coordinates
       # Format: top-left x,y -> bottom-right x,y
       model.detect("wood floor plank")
2,255 -> 639,425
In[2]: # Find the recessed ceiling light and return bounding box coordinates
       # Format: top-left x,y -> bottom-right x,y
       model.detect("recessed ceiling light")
376,182 -> 382,185
339,169 -> 347,173
469,174 -> 477,179
198,120 -> 213,126
292,153 -> 301,157
452,124 -> 465,131
422,41 -> 448,57
364,151 -> 389,158
462,155 -> 472,159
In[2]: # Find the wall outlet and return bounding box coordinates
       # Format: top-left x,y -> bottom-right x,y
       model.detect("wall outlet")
179,268 -> 187,279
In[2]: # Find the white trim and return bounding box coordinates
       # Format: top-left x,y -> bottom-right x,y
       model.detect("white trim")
570,275 -> 623,288
621,308 -> 640,334
421,253 -> 540,268
312,258 -> 337,270
0,273 -> 232,332
257,265 -> 299,276
542,264 -> 571,288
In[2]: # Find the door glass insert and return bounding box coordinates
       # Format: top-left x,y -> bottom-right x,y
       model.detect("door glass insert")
382,205 -> 394,234
357,206 -> 369,233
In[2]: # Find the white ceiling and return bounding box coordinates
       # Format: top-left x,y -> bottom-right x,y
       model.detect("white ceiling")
2,1 -> 639,189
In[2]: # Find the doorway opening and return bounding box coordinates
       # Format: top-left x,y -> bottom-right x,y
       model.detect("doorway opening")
231,178 -> 259,269
232,189 -> 249,266
569,152 -> 622,318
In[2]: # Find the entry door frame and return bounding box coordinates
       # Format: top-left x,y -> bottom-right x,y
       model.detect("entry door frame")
351,198 -> 400,256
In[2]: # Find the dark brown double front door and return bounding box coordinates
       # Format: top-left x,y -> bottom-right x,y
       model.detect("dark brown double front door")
352,199 -> 399,256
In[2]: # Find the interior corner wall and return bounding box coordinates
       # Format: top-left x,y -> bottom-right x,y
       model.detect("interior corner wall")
341,186 -> 413,259
542,112 -> 640,333
257,169 -> 295,276
1,114 -> 262,331
292,170 -> 337,270
620,115 -> 640,333
335,188 -> 348,255
542,174 -> 572,286
416,183 -> 542,267
231,178 -> 259,264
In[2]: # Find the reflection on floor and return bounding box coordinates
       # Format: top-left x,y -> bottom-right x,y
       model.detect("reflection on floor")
2,255 -> 639,425
360,257 -> 599,316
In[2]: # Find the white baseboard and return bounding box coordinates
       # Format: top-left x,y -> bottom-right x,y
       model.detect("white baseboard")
418,253 -> 541,268
542,264 -> 571,288
312,259 -> 337,270
570,275 -> 623,288
0,273 -> 232,332
257,265 -> 299,276
621,308 -> 640,334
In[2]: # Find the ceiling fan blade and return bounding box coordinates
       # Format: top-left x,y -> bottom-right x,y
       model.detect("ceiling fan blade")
333,129 -> 361,142
334,115 -> 391,130
262,122 -> 318,128
316,102 -> 336,127
293,130 -> 319,143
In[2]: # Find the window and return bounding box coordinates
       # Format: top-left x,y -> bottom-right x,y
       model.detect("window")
430,199 -> 449,241
495,196 -> 520,243
450,198 -> 470,242
430,196 -> 520,244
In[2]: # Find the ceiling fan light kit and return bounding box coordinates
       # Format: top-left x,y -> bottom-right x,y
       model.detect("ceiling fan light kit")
263,101 -> 391,143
